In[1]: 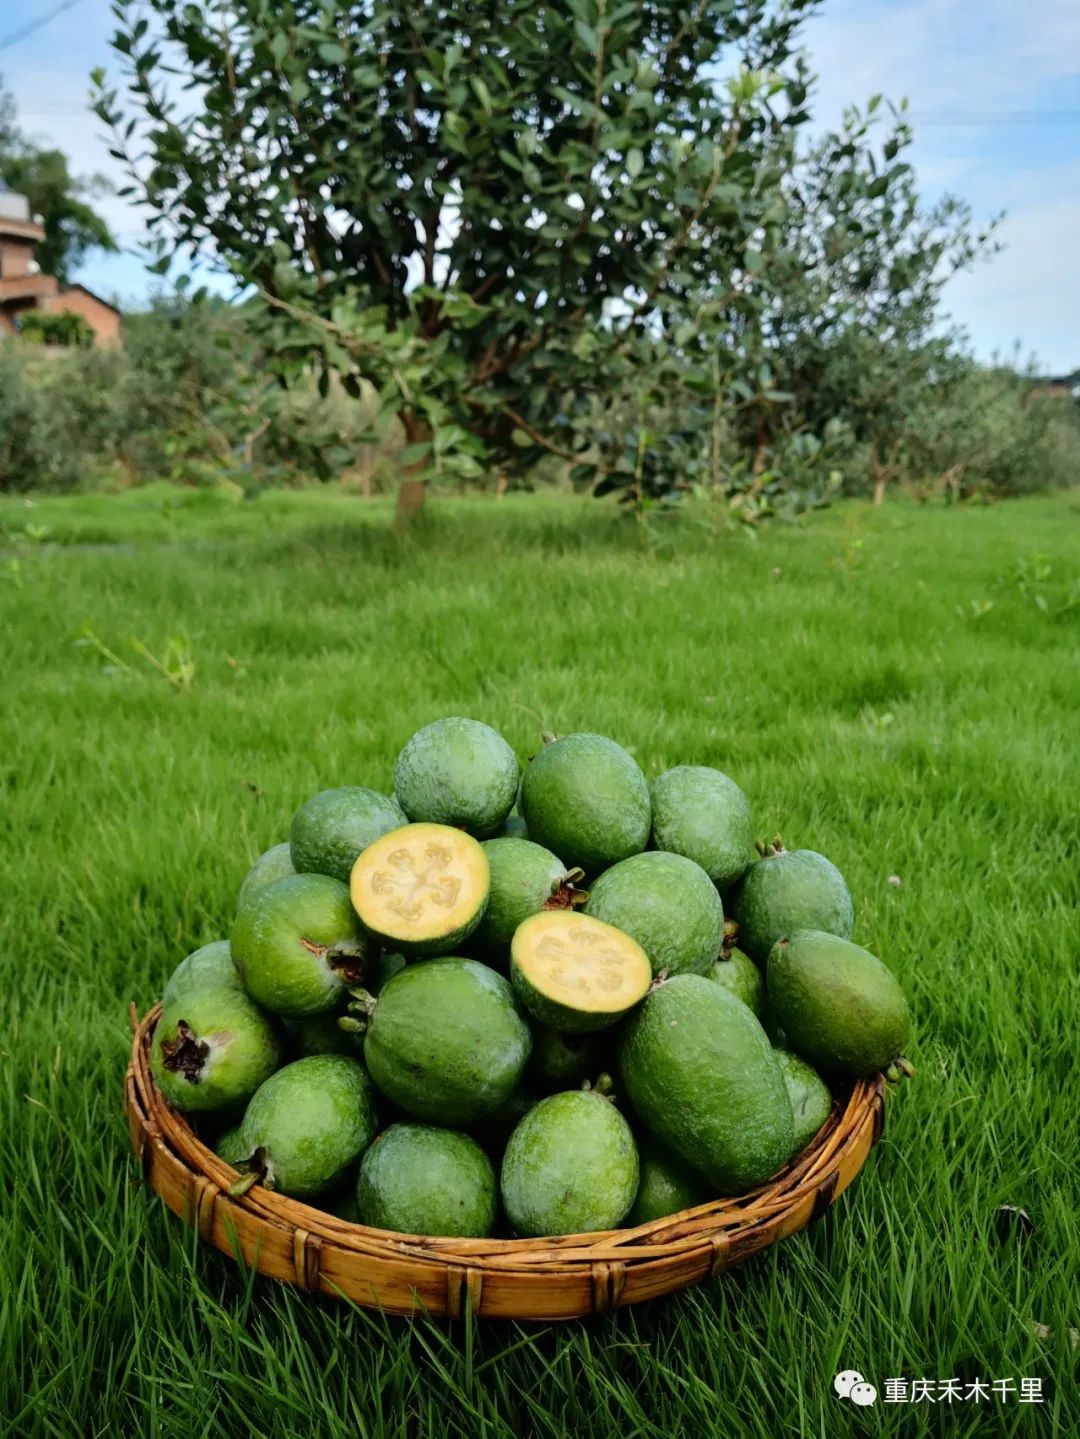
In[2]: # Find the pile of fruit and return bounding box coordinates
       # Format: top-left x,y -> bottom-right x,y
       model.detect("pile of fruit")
150,718 -> 911,1240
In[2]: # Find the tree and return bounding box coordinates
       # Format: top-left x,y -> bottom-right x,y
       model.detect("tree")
732,99 -> 1000,499
0,78 -> 117,285
94,1 -> 817,499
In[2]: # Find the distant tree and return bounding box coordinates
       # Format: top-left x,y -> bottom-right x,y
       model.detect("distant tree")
94,0 -> 818,500
0,77 -> 117,284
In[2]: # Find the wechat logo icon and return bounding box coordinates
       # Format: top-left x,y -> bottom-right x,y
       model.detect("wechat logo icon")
835,1370 -> 878,1407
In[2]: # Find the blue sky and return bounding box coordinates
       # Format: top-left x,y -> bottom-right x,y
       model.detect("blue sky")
2,0 -> 1077,372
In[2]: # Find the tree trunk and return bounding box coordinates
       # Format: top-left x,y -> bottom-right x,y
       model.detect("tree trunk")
395,412 -> 432,522
871,450 -> 888,507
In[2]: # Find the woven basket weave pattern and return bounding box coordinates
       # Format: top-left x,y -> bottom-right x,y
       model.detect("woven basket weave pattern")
126,1005 -> 886,1320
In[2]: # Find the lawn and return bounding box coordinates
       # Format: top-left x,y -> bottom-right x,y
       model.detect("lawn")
2,488 -> 1077,1438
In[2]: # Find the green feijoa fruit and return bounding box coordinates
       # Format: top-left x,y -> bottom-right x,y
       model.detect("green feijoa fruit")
627,1135 -> 710,1226
729,842 -> 853,961
289,787 -> 406,884
501,1090 -> 639,1237
356,1124 -> 497,1238
775,1049 -> 834,1153
363,958 -> 531,1124
231,872 -> 370,1017
393,717 -> 519,837
767,929 -> 911,1077
471,837 -> 582,966
650,765 -> 754,891
349,823 -> 490,957
519,733 -> 650,875
215,1125 -> 249,1166
617,975 -> 794,1192
237,843 -> 296,911
584,851 -> 724,978
528,1026 -> 606,1093
238,1055 -> 378,1198
708,945 -> 765,1018
152,989 -> 281,1114
468,1087 -> 537,1157
162,940 -> 241,1007
510,909 -> 652,1033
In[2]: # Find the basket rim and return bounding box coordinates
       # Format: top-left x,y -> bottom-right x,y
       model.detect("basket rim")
127,1002 -> 886,1269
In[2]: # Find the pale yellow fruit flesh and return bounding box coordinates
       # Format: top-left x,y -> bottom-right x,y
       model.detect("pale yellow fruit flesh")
350,823 -> 489,943
513,910 -> 652,1016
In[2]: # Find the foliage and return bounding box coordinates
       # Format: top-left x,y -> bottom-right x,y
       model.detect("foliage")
17,310 -> 95,347
94,0 -> 818,491
0,78 -> 117,285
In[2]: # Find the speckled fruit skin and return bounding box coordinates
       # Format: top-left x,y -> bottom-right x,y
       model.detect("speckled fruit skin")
393,717 -> 519,837
152,989 -> 281,1114
215,1125 -> 248,1166
363,958 -> 532,1125
162,940 -> 241,1007
708,946 -> 765,1017
728,848 -> 853,962
231,873 -> 370,1018
774,1049 -> 834,1152
584,851 -> 724,977
627,1134 -> 709,1226
767,929 -> 910,1077
650,765 -> 754,891
289,787 -> 406,884
356,1124 -> 497,1238
500,1091 -> 639,1237
617,975 -> 794,1192
470,837 -> 571,964
237,843 -> 296,911
519,733 -> 651,875
239,1055 -> 378,1198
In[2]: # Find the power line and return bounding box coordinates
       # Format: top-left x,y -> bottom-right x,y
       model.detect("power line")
0,0 -> 83,53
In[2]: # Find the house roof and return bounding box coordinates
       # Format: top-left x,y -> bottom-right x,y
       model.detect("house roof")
56,283 -> 122,317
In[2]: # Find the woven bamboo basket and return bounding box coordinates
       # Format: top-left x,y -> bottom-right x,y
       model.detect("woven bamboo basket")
125,1003 -> 887,1320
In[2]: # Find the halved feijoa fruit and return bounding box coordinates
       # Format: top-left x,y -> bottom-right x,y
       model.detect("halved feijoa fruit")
349,822 -> 489,957
509,909 -> 652,1033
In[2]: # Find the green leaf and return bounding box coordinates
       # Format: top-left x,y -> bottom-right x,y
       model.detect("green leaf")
317,42 -> 347,65
627,148 -> 644,180
268,32 -> 288,64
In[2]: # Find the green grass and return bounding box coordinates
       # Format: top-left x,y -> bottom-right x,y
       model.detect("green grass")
2,489 -> 1078,1438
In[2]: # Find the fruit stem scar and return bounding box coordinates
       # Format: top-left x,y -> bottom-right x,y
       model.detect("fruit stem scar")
160,1020 -> 208,1083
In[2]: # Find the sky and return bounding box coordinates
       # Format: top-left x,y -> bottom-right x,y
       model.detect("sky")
2,0 -> 1077,373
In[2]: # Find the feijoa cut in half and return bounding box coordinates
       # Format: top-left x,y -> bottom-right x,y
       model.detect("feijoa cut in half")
509,909 -> 652,1033
349,822 -> 490,957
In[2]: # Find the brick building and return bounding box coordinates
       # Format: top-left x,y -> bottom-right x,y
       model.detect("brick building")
0,186 -> 121,346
